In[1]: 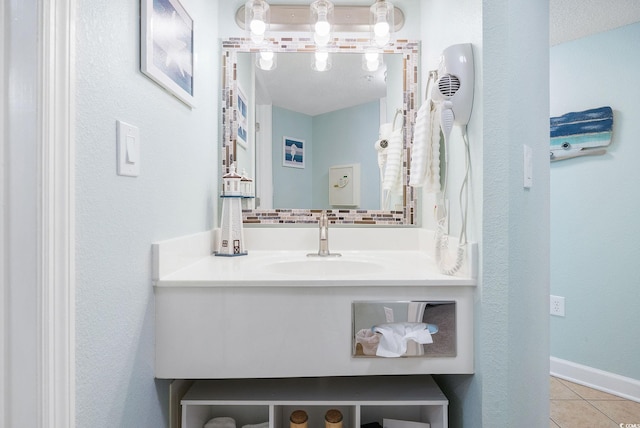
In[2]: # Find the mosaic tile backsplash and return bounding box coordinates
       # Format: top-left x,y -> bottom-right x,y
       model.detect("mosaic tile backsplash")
243,208 -> 409,225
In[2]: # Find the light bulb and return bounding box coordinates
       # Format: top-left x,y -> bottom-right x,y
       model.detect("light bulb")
315,51 -> 328,62
314,4 -> 330,36
364,50 -> 381,71
257,49 -> 275,70
259,58 -> 273,70
315,19 -> 330,37
365,51 -> 379,62
247,1 -> 267,43
250,18 -> 266,36
313,51 -> 330,71
370,1 -> 393,47
311,1 -> 333,47
315,60 -> 328,71
374,20 -> 389,38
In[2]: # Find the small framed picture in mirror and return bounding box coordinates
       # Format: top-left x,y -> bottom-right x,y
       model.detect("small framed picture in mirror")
236,86 -> 248,149
283,137 -> 305,169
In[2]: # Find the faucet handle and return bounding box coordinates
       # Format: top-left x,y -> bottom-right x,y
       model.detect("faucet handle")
308,210 -> 341,258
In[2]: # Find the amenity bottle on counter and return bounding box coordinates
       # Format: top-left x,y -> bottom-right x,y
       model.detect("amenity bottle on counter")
325,409 -> 343,428
290,410 -> 308,428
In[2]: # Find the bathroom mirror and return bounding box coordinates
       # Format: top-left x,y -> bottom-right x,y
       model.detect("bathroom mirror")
352,301 -> 457,358
221,37 -> 420,225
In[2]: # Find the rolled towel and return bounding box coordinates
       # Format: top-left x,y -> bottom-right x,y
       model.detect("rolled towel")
423,102 -> 442,193
409,100 -> 430,187
205,417 -> 236,428
383,127 -> 403,193
375,123 -> 392,185
410,99 -> 441,192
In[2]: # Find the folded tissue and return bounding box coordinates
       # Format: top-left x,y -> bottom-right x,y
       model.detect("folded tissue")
373,322 -> 434,358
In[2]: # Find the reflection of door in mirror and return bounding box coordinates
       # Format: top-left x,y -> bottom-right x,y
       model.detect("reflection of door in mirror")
234,53 -> 254,210
221,37 -> 420,225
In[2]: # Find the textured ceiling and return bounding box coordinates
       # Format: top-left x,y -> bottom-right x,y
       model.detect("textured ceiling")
550,0 -> 640,45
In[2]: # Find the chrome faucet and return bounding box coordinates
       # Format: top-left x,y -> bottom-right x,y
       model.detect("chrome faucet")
308,210 -> 341,257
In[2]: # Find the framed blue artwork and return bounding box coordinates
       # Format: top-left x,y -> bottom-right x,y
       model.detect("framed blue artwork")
283,137 -> 305,169
141,0 -> 195,107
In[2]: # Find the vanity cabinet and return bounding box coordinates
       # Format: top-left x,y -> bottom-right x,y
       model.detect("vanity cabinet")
181,375 -> 448,428
153,229 -> 476,428
155,284 -> 474,378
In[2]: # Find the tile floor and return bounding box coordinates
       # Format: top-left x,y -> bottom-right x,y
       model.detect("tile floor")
550,376 -> 640,427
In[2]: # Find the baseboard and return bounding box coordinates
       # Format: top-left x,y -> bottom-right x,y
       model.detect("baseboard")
550,357 -> 640,403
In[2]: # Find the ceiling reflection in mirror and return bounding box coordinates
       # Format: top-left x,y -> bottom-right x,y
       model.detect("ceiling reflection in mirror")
221,37 -> 419,225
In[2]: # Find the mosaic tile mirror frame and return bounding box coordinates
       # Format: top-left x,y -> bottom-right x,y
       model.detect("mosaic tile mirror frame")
221,37 -> 420,225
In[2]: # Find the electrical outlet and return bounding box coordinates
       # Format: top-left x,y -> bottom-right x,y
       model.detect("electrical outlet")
550,295 -> 565,317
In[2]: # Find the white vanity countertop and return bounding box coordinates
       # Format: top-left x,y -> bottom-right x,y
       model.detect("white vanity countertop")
154,250 -> 476,287
152,228 -> 477,287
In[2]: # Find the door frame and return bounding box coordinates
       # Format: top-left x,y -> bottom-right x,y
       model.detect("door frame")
39,1 -> 75,426
1,0 -> 75,427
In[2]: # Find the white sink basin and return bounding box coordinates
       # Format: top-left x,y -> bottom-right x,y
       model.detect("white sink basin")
263,258 -> 385,277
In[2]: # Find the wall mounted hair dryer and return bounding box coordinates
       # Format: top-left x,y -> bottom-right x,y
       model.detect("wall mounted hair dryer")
430,43 -> 475,276
431,43 -> 475,143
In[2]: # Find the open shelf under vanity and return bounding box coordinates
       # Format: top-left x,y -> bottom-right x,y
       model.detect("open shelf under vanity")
180,375 -> 448,428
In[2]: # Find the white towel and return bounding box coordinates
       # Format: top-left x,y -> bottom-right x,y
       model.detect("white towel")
409,99 -> 441,193
375,123 -> 393,186
409,100 -> 429,187
373,322 -> 433,358
205,417 -> 236,428
382,127 -> 403,193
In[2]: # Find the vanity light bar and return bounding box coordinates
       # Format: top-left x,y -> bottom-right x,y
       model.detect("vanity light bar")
235,4 -> 404,33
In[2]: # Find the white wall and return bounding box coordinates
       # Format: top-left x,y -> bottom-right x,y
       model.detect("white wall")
272,107 -> 314,208
312,101 -> 380,209
424,1 -> 550,427
74,0 -> 219,426
550,22 -> 640,381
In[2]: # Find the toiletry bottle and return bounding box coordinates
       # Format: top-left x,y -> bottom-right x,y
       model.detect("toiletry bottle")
325,409 -> 343,428
290,410 -> 308,428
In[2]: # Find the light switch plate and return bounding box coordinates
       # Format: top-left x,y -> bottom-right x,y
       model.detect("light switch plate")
117,120 -> 140,177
